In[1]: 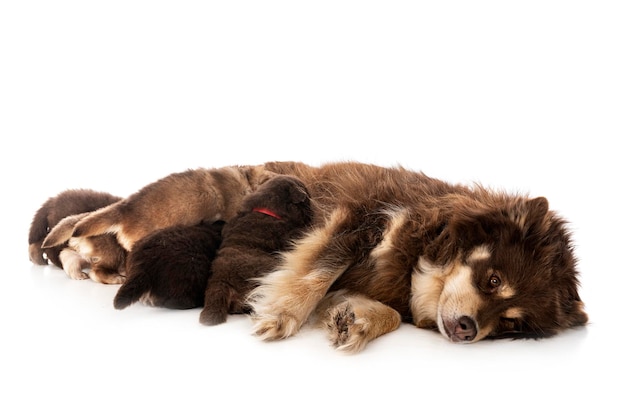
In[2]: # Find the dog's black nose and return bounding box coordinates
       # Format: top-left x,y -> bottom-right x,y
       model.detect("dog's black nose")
453,316 -> 477,342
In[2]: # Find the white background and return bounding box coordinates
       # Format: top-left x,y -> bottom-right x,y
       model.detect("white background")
1,1 -> 624,414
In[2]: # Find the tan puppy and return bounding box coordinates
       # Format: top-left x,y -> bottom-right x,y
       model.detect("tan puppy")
71,166 -> 275,251
29,189 -> 127,284
42,213 -> 127,284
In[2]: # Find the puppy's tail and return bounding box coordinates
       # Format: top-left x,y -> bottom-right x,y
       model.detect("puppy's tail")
72,203 -> 123,239
113,274 -> 152,310
41,212 -> 89,248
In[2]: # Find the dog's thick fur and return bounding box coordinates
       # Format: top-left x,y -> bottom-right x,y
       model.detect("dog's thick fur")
69,161 -> 588,352
113,221 -> 225,310
199,175 -> 313,326
29,189 -> 127,284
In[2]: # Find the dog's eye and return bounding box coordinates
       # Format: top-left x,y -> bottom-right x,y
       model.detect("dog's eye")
478,271 -> 503,295
488,273 -> 501,288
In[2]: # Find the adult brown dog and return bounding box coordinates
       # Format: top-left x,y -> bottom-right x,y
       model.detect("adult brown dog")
29,189 -> 127,284
70,161 -> 588,352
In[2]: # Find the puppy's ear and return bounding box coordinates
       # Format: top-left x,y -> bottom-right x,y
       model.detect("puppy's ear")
42,212 -> 89,248
289,184 -> 309,204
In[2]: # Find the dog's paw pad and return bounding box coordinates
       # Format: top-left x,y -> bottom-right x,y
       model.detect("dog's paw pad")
328,303 -> 368,353
331,304 -> 356,345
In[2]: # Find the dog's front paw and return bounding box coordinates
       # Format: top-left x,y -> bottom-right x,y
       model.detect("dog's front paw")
247,269 -> 314,340
251,312 -> 302,341
327,303 -> 369,353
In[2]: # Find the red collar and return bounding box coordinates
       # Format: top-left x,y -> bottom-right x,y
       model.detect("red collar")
252,207 -> 282,220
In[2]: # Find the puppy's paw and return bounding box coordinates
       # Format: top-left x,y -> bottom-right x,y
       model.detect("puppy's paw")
89,270 -> 126,285
327,303 -> 369,354
67,269 -> 90,281
251,312 -> 302,341
199,307 -> 228,326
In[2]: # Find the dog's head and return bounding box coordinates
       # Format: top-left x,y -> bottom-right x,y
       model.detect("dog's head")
421,196 -> 587,343
242,175 -> 313,225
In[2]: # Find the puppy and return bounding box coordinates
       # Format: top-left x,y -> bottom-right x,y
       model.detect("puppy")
113,221 -> 225,310
199,175 -> 312,326
30,189 -> 127,284
71,166 -> 276,251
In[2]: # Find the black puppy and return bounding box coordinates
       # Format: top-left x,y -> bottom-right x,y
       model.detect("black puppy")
113,221 -> 224,310
199,175 -> 313,325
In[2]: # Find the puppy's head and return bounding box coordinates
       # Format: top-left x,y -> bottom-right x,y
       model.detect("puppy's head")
425,196 -> 587,343
242,175 -> 313,225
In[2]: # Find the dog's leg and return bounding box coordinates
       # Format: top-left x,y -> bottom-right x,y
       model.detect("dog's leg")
59,248 -> 89,280
199,281 -> 235,326
314,290 -> 402,353
249,207 -> 354,340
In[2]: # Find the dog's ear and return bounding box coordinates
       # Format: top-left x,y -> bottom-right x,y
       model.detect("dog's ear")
424,196 -> 553,264
510,196 -> 549,236
289,183 -> 309,204
42,212 -> 89,248
425,206 -> 493,263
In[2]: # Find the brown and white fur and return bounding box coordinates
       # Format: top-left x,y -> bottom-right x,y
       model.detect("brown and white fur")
29,189 -> 127,284
68,161 -> 588,352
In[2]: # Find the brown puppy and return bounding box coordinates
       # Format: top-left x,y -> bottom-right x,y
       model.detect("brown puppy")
30,189 -> 127,284
113,221 -> 225,310
71,166 -> 276,251
199,175 -> 312,326
69,161 -> 587,352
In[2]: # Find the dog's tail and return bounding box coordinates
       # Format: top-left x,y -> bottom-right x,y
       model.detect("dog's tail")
41,212 -> 90,249
72,203 -> 123,239
113,273 -> 152,310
